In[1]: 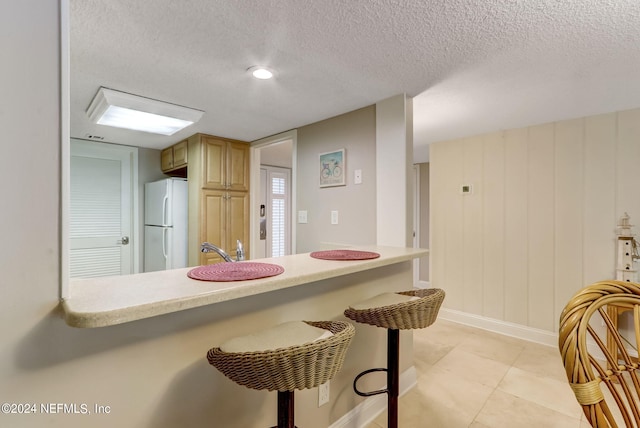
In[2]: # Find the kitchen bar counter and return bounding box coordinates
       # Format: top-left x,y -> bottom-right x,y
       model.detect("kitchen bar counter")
62,246 -> 428,328
60,245 -> 427,427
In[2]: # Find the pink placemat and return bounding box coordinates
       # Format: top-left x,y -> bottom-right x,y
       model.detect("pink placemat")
187,262 -> 284,282
309,249 -> 381,261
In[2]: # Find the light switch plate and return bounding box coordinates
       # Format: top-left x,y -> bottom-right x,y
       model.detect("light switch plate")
298,210 -> 308,223
331,210 -> 338,225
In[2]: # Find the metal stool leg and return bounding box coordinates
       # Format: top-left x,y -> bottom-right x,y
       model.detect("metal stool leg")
387,329 -> 399,428
276,391 -> 295,428
352,328 -> 401,428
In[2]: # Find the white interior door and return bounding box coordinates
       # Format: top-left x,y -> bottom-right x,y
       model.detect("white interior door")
69,139 -> 137,278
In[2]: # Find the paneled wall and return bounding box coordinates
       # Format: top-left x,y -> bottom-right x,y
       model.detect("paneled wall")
430,108 -> 640,333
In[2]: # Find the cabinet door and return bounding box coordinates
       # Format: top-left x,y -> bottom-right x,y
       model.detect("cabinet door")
200,189 -> 226,265
227,191 -> 250,259
202,137 -> 226,189
227,142 -> 250,191
172,140 -> 188,168
161,147 -> 173,171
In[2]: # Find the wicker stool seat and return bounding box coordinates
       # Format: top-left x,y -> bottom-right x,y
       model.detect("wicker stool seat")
207,320 -> 355,428
345,288 -> 445,428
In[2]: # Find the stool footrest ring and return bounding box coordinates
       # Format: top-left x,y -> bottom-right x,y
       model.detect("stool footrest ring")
353,367 -> 389,397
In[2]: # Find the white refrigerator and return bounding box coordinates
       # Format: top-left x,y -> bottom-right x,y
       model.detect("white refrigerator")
144,178 -> 188,272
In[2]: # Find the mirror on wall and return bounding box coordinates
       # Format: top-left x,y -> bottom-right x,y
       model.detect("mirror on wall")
64,2 -> 297,286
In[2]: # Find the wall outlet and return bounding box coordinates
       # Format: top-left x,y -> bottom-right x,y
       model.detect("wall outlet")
331,210 -> 339,225
354,169 -> 362,184
318,381 -> 330,407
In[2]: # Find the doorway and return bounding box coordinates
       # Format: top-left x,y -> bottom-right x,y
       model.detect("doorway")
250,131 -> 296,258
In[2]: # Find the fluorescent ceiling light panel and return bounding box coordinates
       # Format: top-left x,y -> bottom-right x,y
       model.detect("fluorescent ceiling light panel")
87,87 -> 204,135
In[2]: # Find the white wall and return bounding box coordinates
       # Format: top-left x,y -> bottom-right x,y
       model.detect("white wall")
430,108 -> 640,333
294,98 -> 414,254
418,163 -> 430,282
0,6 -> 416,427
1,0 -> 62,420
376,94 -> 413,247
296,105 -> 378,252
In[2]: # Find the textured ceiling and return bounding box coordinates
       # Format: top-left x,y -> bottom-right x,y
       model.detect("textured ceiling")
70,0 -> 640,161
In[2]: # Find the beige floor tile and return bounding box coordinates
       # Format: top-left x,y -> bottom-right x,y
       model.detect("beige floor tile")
431,346 -> 511,389
497,366 -> 583,419
579,417 -> 592,428
513,341 -> 568,382
413,334 -> 455,366
364,320 -> 601,427
412,320 -> 473,375
413,365 -> 495,424
468,422 -> 493,428
455,330 -> 527,365
474,389 -> 583,428
371,386 -> 477,428
415,319 -> 478,348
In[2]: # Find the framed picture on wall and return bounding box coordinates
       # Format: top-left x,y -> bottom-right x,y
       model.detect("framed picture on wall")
319,149 -> 346,187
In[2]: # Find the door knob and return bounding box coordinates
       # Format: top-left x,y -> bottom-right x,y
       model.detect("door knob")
118,236 -> 130,245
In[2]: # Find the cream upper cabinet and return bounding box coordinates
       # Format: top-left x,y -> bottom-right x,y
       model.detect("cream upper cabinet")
172,140 -> 188,168
226,141 -> 250,191
161,147 -> 174,171
202,136 -> 249,191
202,137 -> 225,189
161,139 -> 188,174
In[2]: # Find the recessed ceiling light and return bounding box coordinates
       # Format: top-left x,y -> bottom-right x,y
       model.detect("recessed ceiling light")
248,66 -> 275,80
86,87 -> 204,136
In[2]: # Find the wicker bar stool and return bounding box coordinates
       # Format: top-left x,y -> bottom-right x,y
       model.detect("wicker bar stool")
207,320 -> 355,428
344,288 -> 445,428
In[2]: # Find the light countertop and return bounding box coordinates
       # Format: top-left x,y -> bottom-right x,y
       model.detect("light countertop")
62,246 -> 428,328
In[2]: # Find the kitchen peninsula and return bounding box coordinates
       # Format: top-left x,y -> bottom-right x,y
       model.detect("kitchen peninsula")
63,246 -> 427,328
61,245 -> 428,427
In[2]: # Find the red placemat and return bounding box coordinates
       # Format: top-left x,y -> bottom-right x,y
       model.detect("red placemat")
187,262 -> 284,282
309,249 -> 380,261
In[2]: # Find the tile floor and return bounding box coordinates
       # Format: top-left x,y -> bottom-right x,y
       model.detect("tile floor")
365,319 -> 591,428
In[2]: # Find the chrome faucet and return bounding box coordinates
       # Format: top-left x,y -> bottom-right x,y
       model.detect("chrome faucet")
201,240 -> 245,262
236,240 -> 245,261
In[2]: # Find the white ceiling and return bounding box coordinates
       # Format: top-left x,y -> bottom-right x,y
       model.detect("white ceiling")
70,0 -> 640,163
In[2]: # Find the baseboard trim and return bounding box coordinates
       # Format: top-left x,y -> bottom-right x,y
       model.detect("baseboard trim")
438,307 -> 559,347
439,308 -> 632,370
330,366 -> 417,428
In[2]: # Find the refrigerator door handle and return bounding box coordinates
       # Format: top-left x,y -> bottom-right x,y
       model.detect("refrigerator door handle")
162,228 -> 168,260
162,195 -> 169,226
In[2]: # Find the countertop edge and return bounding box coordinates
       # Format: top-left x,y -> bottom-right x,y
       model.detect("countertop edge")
62,246 -> 428,328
